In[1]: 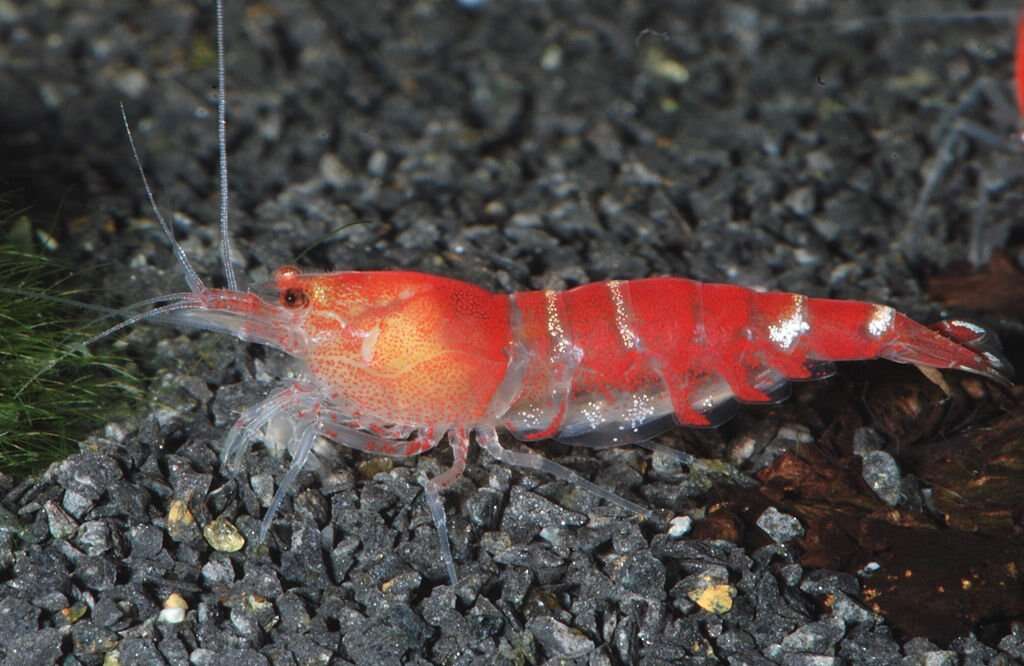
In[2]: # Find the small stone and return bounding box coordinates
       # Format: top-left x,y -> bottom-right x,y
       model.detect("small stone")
250,475 -> 274,507
61,490 -> 95,520
678,568 -> 736,615
356,457 -> 394,480
668,515 -> 693,539
61,602 -> 88,624
831,592 -> 873,624
117,637 -> 163,664
320,153 -> 350,187
860,450 -> 902,506
852,427 -> 885,456
158,592 -> 188,624
92,597 -> 126,629
167,467 -> 212,503
34,592 -> 68,613
166,499 -> 198,542
903,651 -> 957,666
466,487 -> 502,529
998,623 -> 1024,659
243,593 -> 277,631
71,623 -> 119,655
203,517 -> 245,552
757,507 -> 805,543
76,520 -> 111,556
201,558 -> 236,586
367,150 -> 389,177
610,523 -> 646,554
780,563 -> 803,587
526,616 -> 595,657
128,524 -> 164,560
500,486 -> 586,544
611,551 -> 666,599
56,454 -> 122,504
111,67 -> 148,98
785,186 -> 816,217
0,503 -> 24,536
158,635 -> 189,663
781,617 -> 845,654
276,592 -> 312,634
781,657 -> 838,666
540,43 -> 562,70
690,581 -> 735,614
75,555 -> 117,591
644,46 -> 689,83
44,500 -> 78,540
800,570 -> 860,597
380,571 -> 423,603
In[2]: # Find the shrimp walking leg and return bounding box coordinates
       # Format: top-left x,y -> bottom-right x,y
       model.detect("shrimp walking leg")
476,428 -> 652,518
321,421 -> 444,458
257,418 -> 446,545
222,383 -> 318,473
418,429 -> 470,586
260,419 -> 320,541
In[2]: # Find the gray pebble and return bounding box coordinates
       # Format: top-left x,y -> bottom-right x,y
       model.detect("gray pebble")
75,520 -> 111,556
757,507 -> 805,543
44,499 -> 77,540
526,615 -> 595,658
861,450 -> 902,506
782,618 -> 846,654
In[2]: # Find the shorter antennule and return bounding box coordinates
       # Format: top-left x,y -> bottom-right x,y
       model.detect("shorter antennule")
120,103 -> 206,294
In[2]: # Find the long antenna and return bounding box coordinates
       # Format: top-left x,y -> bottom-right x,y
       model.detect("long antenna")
216,0 -> 238,291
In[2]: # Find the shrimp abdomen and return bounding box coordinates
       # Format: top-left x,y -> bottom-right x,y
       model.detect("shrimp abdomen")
500,278 -> 1011,442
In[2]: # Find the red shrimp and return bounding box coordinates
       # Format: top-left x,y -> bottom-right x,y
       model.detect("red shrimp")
96,1 -> 1014,585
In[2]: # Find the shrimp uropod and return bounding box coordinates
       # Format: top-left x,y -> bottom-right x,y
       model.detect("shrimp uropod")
98,0 -> 1015,586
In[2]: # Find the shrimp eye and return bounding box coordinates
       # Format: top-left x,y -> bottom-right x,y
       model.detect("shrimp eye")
281,288 -> 308,309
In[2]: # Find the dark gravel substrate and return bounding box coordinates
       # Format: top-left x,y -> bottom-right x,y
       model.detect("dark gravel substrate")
2,1 -> 1024,664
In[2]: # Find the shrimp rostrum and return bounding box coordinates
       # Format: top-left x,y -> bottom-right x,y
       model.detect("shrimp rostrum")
98,1 -> 1013,587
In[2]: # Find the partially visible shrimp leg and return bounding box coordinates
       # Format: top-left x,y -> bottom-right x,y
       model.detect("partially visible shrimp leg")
320,419 -> 443,458
476,428 -> 653,518
260,418 -> 320,541
418,429 -> 470,586
258,421 -> 444,542
222,383 -> 318,473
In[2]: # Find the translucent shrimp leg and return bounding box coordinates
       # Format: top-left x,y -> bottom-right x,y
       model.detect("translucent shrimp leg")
318,416 -> 444,458
260,418 -> 319,541
222,383 -> 318,473
418,429 -> 470,586
255,416 -> 446,544
476,427 -> 653,518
